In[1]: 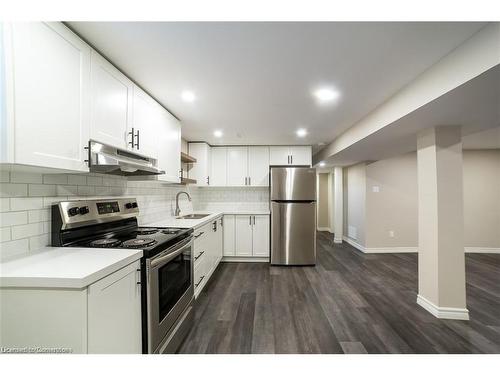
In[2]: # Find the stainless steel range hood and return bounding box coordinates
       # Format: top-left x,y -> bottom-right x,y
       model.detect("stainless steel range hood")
88,141 -> 165,176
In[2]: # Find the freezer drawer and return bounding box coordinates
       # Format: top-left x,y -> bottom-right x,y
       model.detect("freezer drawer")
270,167 -> 316,201
271,201 -> 316,265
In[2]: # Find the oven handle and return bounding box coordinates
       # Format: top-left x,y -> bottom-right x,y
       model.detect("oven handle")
149,236 -> 193,269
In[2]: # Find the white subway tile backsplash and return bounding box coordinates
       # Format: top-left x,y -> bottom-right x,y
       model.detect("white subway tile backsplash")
0,171 -> 10,183
29,184 -> 57,197
11,172 -> 43,183
0,183 -> 28,197
56,185 -> 79,196
10,197 -> 44,211
1,211 -> 28,227
11,222 -> 45,240
43,174 -> 68,185
0,238 -> 29,260
28,209 -> 50,223
1,227 -> 12,242
67,175 -> 87,185
0,198 -> 10,212
1,170 -> 265,260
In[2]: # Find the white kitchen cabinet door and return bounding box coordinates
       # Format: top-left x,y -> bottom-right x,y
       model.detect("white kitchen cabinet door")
223,215 -> 235,256
235,215 -> 253,256
90,51 -> 133,149
252,215 -> 270,257
210,147 -> 227,186
132,86 -> 159,159
6,22 -> 91,171
227,147 -> 248,186
269,146 -> 290,166
290,146 -> 312,166
248,146 -> 269,186
87,261 -> 142,354
216,216 -> 224,262
188,143 -> 211,186
157,109 -> 181,183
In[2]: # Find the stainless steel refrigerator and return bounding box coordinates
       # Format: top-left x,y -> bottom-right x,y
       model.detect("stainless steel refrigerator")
270,167 -> 317,265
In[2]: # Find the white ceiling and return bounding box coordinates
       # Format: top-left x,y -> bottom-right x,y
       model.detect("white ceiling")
68,22 -> 486,150
320,65 -> 500,166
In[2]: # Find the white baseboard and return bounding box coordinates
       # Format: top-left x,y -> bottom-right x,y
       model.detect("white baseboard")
333,237 -> 343,244
317,227 -> 333,233
364,247 -> 418,253
417,294 -> 469,320
221,256 -> 269,263
343,236 -> 366,252
465,247 -> 500,254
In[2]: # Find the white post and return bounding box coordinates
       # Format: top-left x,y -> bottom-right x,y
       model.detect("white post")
333,167 -> 344,243
416,126 -> 469,320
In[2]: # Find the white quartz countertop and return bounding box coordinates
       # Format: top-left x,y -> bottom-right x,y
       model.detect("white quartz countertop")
0,247 -> 143,289
147,210 -> 270,229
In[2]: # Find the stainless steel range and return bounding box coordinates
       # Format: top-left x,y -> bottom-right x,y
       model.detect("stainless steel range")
51,198 -> 194,354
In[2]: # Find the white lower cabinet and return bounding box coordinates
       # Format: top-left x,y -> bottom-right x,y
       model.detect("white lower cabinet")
0,260 -> 142,353
224,214 -> 270,258
193,217 -> 223,298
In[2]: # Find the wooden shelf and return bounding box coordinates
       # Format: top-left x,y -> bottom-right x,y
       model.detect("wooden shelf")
181,152 -> 197,163
180,177 -> 197,185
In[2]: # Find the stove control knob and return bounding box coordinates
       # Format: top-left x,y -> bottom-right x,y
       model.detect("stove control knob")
125,202 -> 133,209
68,207 -> 79,217
79,206 -> 90,215
132,202 -> 138,208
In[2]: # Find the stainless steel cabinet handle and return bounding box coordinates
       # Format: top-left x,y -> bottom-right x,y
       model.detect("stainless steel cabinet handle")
128,127 -> 135,148
195,275 -> 205,288
253,216 -> 255,225
135,129 -> 140,149
207,176 -> 210,185
248,176 -> 251,185
194,251 -> 205,261
194,231 -> 204,239
249,216 -> 251,225
290,155 -> 293,164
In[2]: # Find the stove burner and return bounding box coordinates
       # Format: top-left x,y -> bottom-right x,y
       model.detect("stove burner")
162,228 -> 181,234
90,238 -> 121,248
135,228 -> 159,235
122,238 -> 157,248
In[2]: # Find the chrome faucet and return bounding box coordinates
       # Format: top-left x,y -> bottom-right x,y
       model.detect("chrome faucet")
175,191 -> 192,216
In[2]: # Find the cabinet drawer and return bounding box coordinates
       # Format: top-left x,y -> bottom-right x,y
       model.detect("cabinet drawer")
194,255 -> 208,295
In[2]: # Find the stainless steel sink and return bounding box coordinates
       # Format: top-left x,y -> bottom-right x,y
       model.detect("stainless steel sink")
176,214 -> 210,220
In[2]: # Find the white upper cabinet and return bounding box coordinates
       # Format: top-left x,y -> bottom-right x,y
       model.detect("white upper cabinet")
227,147 -> 248,186
210,147 -> 227,186
188,142 -> 211,186
2,22 -> 91,171
90,51 -> 133,149
269,146 -> 290,166
156,108 -> 181,183
132,86 -> 160,159
248,146 -> 269,186
269,146 -> 312,166
289,146 -> 312,166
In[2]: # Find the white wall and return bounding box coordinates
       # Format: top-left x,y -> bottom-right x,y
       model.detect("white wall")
343,163 -> 366,246
317,173 -> 330,229
342,149 -> 500,251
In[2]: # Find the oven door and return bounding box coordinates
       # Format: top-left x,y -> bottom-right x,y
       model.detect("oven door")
146,236 -> 193,353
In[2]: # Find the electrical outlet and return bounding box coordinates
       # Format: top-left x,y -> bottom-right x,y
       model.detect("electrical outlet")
389,230 -> 395,238
372,185 -> 380,193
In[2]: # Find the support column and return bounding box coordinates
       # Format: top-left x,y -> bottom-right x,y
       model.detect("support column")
416,126 -> 469,320
333,167 -> 344,244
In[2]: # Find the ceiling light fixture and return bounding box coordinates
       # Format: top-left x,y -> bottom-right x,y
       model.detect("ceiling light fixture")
319,161 -> 325,167
313,87 -> 340,103
296,128 -> 308,138
181,90 -> 196,102
213,130 -> 223,138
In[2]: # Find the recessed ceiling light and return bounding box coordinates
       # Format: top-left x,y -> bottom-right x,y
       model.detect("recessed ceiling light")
296,128 -> 308,138
319,161 -> 325,167
313,87 -> 340,103
181,90 -> 196,102
213,130 -> 223,138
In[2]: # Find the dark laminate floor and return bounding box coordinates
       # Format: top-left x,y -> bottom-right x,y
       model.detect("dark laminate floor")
178,232 -> 500,354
